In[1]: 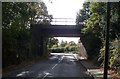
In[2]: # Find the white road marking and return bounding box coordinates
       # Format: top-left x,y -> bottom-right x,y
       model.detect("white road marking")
42,54 -> 64,79
16,71 -> 30,77
42,73 -> 48,79
52,64 -> 58,70
52,55 -> 64,70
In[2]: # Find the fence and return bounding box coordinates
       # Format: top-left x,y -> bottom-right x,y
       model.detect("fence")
51,18 -> 76,25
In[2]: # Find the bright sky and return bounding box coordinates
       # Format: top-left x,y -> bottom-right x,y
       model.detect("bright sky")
43,0 -> 85,44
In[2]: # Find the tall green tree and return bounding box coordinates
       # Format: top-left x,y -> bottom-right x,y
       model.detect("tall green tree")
2,2 -> 52,67
47,37 -> 59,48
76,2 -> 103,60
76,2 -> 90,25
76,2 -> 120,73
60,40 -> 67,47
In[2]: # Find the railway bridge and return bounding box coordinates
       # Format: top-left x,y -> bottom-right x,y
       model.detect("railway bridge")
30,24 -> 85,56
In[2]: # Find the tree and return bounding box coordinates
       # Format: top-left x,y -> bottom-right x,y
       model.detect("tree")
2,2 -> 52,67
69,41 -> 76,46
60,40 -> 67,47
76,2 -> 90,25
47,37 -> 59,48
76,2 -> 120,73
76,2 -> 103,60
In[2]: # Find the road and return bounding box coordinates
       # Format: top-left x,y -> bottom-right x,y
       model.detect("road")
3,53 -> 93,79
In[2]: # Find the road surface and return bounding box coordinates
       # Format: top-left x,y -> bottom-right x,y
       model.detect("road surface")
2,53 -> 93,79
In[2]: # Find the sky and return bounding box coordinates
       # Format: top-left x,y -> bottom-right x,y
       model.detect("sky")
43,0 -> 85,44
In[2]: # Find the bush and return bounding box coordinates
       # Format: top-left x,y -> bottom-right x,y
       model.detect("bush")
98,41 -> 120,73
50,47 -> 65,53
50,46 -> 79,53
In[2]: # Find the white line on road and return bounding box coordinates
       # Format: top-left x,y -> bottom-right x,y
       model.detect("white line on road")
42,54 -> 64,79
52,54 -> 64,70
52,64 -> 58,70
42,73 -> 48,79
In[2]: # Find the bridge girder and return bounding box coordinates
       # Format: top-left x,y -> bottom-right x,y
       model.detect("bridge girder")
31,24 -> 84,37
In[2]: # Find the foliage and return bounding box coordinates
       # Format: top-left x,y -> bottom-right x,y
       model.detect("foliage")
76,2 -> 120,73
2,2 -> 51,67
50,46 -> 79,53
98,2 -> 120,73
76,2 -> 103,60
47,37 -> 59,48
50,47 -> 65,53
109,44 -> 120,72
76,2 -> 90,24
60,40 -> 67,47
49,41 -> 79,53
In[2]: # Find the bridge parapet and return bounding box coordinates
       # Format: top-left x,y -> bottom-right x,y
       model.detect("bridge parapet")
51,18 -> 76,25
38,18 -> 84,25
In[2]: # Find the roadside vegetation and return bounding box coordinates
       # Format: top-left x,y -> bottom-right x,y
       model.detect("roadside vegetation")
48,38 -> 79,54
76,2 -> 120,75
2,2 -> 52,68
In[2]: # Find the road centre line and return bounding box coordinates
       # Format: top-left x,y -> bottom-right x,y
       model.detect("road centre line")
52,64 -> 58,70
42,54 -> 64,79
